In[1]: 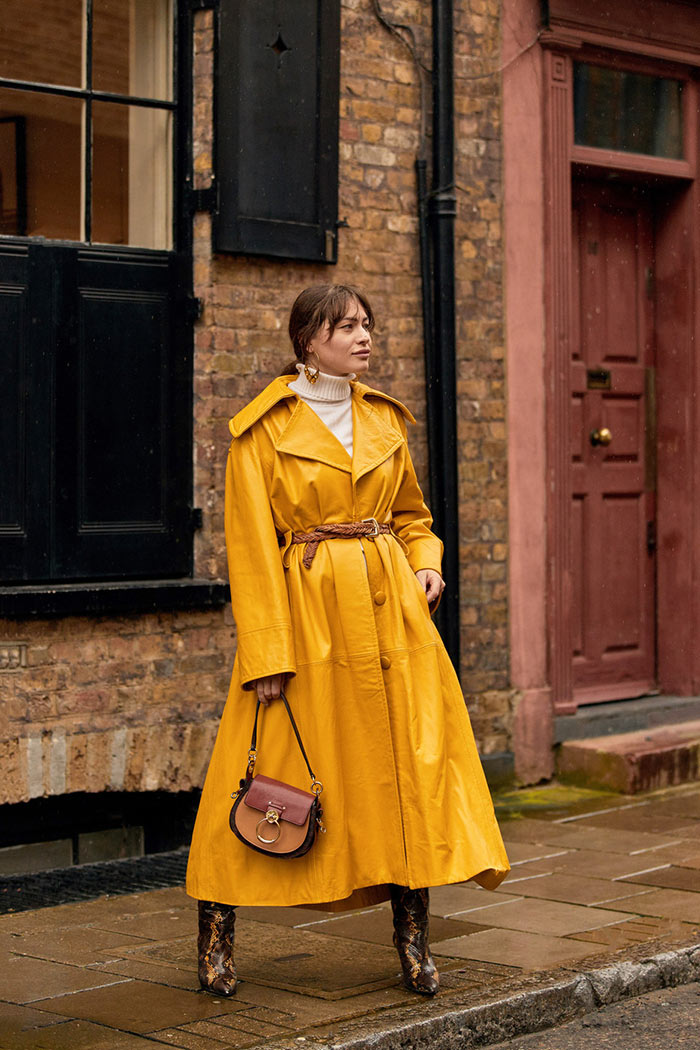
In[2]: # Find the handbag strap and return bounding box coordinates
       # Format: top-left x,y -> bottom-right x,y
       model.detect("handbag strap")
248,689 -> 318,788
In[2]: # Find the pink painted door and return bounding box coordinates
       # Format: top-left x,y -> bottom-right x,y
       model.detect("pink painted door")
570,181 -> 656,704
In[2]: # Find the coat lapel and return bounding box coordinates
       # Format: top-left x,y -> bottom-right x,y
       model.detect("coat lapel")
351,394 -> 404,482
275,399 -> 352,473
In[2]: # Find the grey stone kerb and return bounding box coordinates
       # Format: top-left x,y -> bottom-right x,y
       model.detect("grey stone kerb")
255,943 -> 700,1050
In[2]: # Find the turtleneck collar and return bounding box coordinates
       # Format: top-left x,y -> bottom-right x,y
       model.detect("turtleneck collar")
290,363 -> 356,402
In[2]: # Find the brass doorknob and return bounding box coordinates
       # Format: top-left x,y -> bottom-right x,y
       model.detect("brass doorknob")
590,426 -> 612,447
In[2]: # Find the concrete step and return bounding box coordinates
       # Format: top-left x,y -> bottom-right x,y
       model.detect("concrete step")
554,694 -> 700,743
557,719 -> 700,793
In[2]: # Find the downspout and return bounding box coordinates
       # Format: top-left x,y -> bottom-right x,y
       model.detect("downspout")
425,0 -> 460,671
375,0 -> 460,671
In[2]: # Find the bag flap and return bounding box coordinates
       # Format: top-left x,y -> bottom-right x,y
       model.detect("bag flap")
244,774 -> 315,826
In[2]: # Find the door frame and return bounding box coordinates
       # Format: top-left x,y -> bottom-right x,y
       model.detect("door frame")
542,44 -> 700,713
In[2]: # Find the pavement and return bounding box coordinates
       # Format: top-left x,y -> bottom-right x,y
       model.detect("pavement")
1,782 -> 700,1050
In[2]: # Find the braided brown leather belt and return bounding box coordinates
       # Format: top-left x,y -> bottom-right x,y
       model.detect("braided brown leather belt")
289,518 -> 392,568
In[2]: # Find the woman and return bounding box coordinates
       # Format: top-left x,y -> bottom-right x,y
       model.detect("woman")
186,284 -> 509,998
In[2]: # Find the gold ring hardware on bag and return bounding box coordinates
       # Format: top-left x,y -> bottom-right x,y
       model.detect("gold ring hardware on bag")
246,747 -> 258,775
256,808 -> 282,844
361,517 -> 380,536
311,779 -> 323,796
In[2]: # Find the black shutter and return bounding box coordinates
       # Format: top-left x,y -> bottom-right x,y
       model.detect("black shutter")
53,247 -> 192,580
215,0 -> 340,262
0,242 -> 193,584
0,243 -> 52,581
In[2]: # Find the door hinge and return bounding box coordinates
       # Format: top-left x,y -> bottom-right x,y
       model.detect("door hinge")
190,0 -> 218,11
646,520 -> 656,555
185,297 -> 203,323
189,185 -> 218,214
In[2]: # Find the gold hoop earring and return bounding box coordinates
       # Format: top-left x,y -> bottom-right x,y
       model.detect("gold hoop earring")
303,354 -> 319,384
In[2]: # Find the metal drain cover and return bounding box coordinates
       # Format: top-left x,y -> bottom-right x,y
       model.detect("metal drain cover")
0,849 -> 188,914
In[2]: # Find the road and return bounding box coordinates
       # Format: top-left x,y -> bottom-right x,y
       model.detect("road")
491,982 -> 700,1049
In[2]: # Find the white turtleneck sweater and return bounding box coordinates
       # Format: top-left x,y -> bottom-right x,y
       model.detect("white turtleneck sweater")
289,365 -> 355,457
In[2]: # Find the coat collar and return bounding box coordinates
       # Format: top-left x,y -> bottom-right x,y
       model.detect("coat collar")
352,381 -> 416,425
228,376 -> 296,438
229,375 -> 414,480
276,399 -> 353,472
351,394 -> 405,481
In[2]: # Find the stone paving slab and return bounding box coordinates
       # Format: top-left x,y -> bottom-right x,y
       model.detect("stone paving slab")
496,843 -> 572,865
36,979 -> 242,1034
2,783 -> 700,1049
2,957 -> 128,1006
6,1019 -> 170,1049
539,847 -> 673,881
462,897 -> 635,936
619,865 -> 700,892
494,872 -> 650,907
1,926 -> 148,966
424,886 -> 523,918
432,928 -> 602,968
602,887 -> 700,922
296,905 -> 480,945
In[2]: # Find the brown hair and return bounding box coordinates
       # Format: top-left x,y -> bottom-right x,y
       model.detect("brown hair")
280,284 -> 375,376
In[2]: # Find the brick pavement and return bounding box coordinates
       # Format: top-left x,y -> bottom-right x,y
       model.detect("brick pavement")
1,783 -> 699,1049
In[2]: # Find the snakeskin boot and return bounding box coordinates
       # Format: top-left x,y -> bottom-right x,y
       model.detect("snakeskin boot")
197,900 -> 237,996
390,886 -> 439,996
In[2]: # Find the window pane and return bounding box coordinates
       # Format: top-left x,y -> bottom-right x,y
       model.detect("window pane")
0,0 -> 84,88
92,102 -> 172,249
0,89 -> 83,241
93,0 -> 173,100
574,64 -> 683,159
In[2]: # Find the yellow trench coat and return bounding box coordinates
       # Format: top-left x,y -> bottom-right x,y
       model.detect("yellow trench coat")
186,375 -> 509,909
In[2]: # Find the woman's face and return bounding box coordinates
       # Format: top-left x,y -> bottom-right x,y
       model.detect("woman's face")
307,298 -> 372,377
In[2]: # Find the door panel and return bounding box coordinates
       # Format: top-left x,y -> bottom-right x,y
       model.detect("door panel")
570,181 -> 656,702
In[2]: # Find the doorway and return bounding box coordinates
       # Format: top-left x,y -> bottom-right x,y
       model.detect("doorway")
569,179 -> 657,704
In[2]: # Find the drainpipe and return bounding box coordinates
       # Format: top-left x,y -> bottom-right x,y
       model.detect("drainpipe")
425,0 -> 460,672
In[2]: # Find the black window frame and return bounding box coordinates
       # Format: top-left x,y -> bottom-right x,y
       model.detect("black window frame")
0,1 -> 228,614
0,2 -> 180,247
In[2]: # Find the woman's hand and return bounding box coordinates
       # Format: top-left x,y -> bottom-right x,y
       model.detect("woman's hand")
254,674 -> 286,705
415,569 -> 445,609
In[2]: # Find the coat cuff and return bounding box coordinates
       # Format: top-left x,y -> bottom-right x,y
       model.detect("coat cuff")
405,538 -> 443,575
236,623 -> 297,690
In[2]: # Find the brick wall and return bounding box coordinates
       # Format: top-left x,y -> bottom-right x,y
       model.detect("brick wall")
0,611 -> 232,804
1,0 -> 513,809
453,0 -> 515,751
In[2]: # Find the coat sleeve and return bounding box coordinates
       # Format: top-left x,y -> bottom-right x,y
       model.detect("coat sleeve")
225,428 -> 296,689
389,414 -> 444,575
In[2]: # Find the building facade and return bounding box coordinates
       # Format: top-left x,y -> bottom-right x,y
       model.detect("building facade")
3,0 -> 697,848
0,0 -> 509,843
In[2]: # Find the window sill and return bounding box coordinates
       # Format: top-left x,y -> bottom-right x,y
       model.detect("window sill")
0,579 -> 230,619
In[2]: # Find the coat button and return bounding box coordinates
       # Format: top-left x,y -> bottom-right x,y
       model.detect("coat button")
374,591 -> 386,605
380,655 -> 391,669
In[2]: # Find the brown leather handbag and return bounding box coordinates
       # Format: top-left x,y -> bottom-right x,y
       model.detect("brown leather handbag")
229,691 -> 325,858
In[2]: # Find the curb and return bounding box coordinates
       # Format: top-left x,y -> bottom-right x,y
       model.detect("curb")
255,942 -> 700,1050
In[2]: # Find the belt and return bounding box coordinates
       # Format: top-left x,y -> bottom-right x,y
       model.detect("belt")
288,518 -> 392,568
